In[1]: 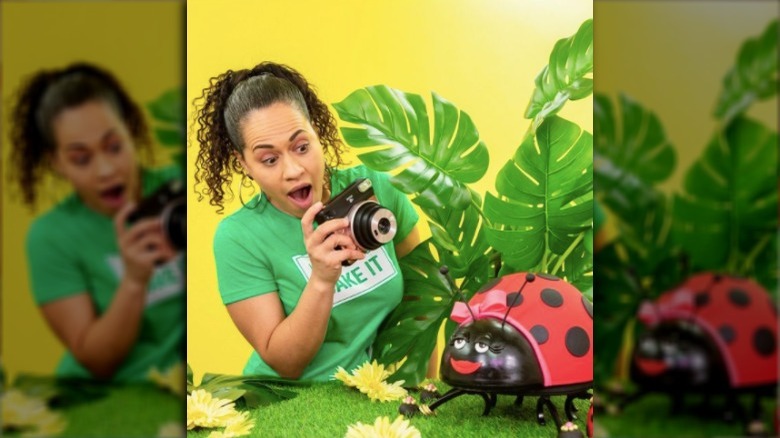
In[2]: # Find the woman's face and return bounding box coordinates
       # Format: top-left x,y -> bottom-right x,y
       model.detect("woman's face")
51,99 -> 140,217
237,101 -> 327,218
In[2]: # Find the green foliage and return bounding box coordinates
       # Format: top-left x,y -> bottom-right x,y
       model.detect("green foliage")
11,374 -> 108,408
594,93 -> 675,220
333,86 -> 489,210
714,19 -> 778,122
485,116 -> 592,273
673,116 -> 778,282
187,365 -> 302,409
336,20 -> 594,386
526,19 -> 593,130
146,87 -> 185,170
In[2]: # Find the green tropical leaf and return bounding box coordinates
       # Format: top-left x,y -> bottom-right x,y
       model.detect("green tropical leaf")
555,237 -> 593,297
333,86 -> 489,210
154,127 -> 184,146
195,372 -> 300,408
147,87 -> 184,123
594,93 -> 675,222
420,193 -> 492,280
374,239 -> 480,386
525,19 -> 593,129
484,116 -> 592,271
673,116 -> 777,275
714,19 -> 778,122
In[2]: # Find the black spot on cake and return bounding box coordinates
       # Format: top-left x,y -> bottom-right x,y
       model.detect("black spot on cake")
530,325 -> 549,344
536,273 -> 560,281
525,273 -> 536,282
476,278 -> 501,294
694,292 -> 709,308
728,288 -> 751,307
565,327 -> 590,357
753,327 -> 776,357
581,296 -> 593,319
718,325 -> 736,344
541,288 -> 563,308
505,292 -> 523,308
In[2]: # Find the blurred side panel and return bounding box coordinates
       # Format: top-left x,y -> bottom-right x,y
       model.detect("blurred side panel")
594,1 -> 778,437
1,1 -> 185,437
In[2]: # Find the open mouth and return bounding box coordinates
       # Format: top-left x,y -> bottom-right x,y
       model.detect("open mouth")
100,184 -> 126,208
450,358 -> 482,375
287,184 -> 313,209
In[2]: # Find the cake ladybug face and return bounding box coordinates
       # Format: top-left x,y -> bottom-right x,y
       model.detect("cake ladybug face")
426,269 -> 594,438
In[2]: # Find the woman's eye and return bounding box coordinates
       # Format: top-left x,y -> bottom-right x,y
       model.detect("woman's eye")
453,339 -> 466,349
71,155 -> 90,166
261,156 -> 278,166
107,142 -> 122,153
296,143 -> 309,153
475,342 -> 489,353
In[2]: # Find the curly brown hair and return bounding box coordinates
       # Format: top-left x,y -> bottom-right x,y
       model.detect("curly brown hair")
193,62 -> 346,213
9,62 -> 152,207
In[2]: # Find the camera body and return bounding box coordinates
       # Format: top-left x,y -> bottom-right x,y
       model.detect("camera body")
127,179 -> 186,250
314,178 -> 397,253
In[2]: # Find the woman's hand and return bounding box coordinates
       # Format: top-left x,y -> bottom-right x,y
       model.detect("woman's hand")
114,203 -> 176,288
301,202 -> 365,289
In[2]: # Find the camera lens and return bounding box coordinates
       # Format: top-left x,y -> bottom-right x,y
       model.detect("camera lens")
377,217 -> 391,235
161,198 -> 186,250
347,201 -> 397,251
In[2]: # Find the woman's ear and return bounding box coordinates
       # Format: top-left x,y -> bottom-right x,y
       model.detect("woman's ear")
234,151 -> 249,173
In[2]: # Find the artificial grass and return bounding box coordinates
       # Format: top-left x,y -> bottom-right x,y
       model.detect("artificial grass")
59,384 -> 182,437
187,381 -> 591,438
5,383 -> 183,437
596,392 -> 777,438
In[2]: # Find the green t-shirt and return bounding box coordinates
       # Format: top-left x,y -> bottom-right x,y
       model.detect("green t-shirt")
214,165 -> 419,382
26,166 -> 185,383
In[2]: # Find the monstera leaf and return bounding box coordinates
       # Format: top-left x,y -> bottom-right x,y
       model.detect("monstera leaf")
594,93 -> 675,223
193,372 -> 301,408
147,87 -> 185,169
420,197 -> 492,280
373,239 -> 483,386
333,86 -> 489,210
484,116 -> 592,272
673,116 -> 778,278
525,19 -> 593,129
714,19 -> 778,122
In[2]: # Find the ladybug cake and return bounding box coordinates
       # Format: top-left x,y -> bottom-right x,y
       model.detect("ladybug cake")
430,270 -> 593,437
629,272 -> 777,435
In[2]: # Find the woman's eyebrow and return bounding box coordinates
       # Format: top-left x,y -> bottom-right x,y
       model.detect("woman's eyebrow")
252,129 -> 307,151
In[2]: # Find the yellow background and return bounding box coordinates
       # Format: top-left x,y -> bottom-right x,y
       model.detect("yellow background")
187,0 -> 592,380
595,1 -> 778,195
1,1 -> 183,380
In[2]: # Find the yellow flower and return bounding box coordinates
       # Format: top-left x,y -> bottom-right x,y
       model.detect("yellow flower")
334,361 -> 408,402
157,421 -> 185,437
187,389 -> 236,430
149,362 -> 186,396
207,411 -> 255,438
1,389 -> 66,436
345,416 -> 421,438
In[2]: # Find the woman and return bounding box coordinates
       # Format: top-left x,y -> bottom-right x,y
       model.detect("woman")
9,63 -> 185,382
194,62 -> 422,381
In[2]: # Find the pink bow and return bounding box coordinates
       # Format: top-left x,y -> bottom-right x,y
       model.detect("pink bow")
451,290 -> 510,324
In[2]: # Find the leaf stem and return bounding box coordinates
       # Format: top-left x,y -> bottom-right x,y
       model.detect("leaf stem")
551,231 -> 585,276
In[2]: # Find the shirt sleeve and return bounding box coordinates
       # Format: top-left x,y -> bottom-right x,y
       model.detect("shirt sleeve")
366,168 -> 420,245
26,219 -> 87,304
213,218 -> 278,305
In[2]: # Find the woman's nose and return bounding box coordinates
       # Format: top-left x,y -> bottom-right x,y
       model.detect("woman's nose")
96,154 -> 117,178
283,156 -> 304,179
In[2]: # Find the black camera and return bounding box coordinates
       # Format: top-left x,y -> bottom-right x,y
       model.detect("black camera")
314,178 -> 397,253
127,179 -> 186,250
